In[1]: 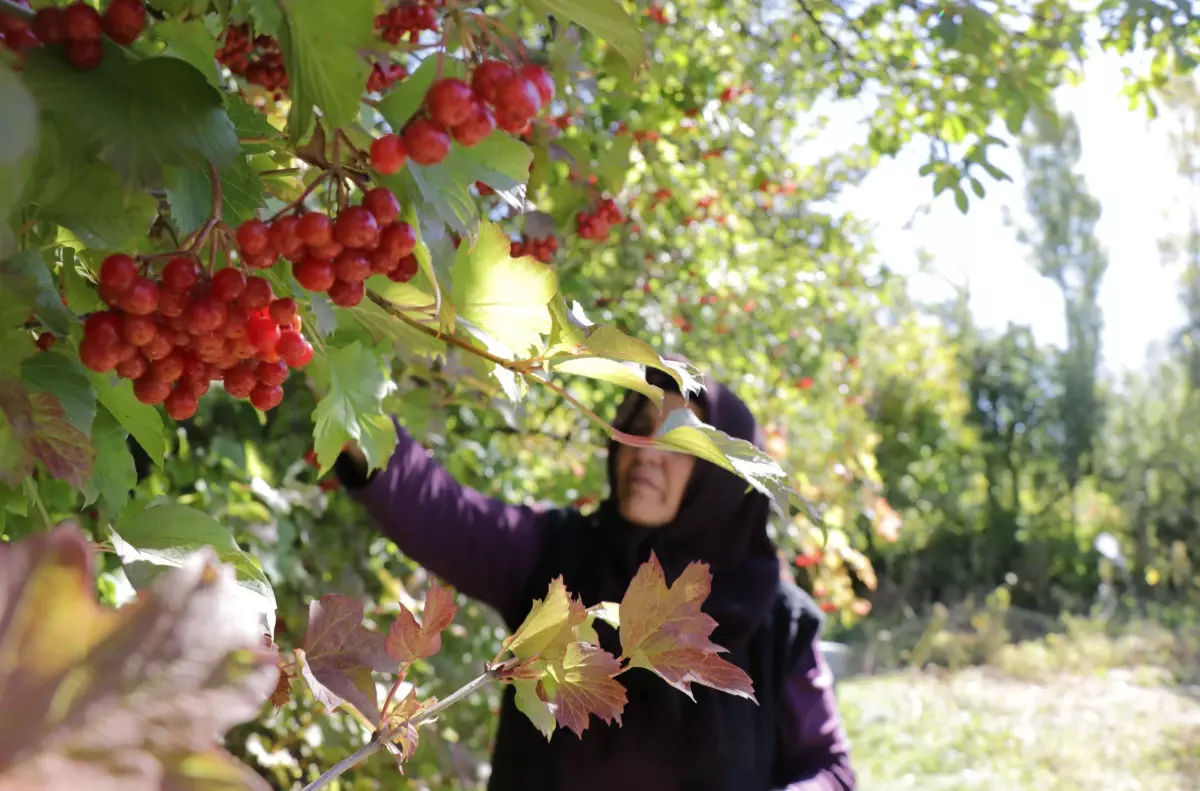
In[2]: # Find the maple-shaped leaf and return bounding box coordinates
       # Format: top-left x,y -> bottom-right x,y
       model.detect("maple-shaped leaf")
0,378 -> 94,488
384,687 -> 437,765
0,522 -> 278,791
546,643 -> 627,738
617,552 -> 756,703
297,593 -> 396,723
385,583 -> 458,662
504,576 -> 586,662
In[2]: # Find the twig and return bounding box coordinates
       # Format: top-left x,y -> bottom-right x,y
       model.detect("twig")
378,666 -> 410,725
367,290 -> 529,370
267,170 -> 333,222
299,739 -> 381,791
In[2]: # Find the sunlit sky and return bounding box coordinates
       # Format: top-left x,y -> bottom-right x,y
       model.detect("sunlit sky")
802,44 -> 1189,375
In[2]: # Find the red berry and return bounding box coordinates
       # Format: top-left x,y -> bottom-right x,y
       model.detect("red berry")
334,249 -> 371,283
158,289 -> 187,319
495,76 -> 541,120
236,219 -> 272,256
223,304 -> 249,339
192,332 -> 224,362
64,39 -> 104,69
63,3 -> 102,41
370,134 -> 407,175
268,298 -> 297,325
163,386 -> 198,420
290,340 -> 314,368
369,248 -> 399,275
294,258 -> 336,292
521,64 -> 555,105
426,77 -> 475,127
296,212 -> 333,247
333,206 -> 380,249
390,254 -> 419,283
151,351 -> 185,383
32,7 -> 66,44
84,311 -> 123,346
308,240 -> 343,261
240,276 -> 273,310
121,276 -> 159,316
223,363 -> 257,399
133,375 -> 171,405
403,119 -> 452,167
102,0 -> 145,46
269,216 -> 304,258
161,256 -> 201,292
452,101 -> 495,147
362,187 -> 401,227
184,297 -> 227,335
99,253 -> 138,295
79,336 -> 120,372
243,249 -> 278,270
256,359 -> 289,387
142,333 -> 173,361
115,352 -> 149,380
328,279 -> 365,307
275,329 -> 308,364
286,315 -> 303,332
122,313 -> 158,347
471,59 -> 515,104
210,267 -> 247,302
247,314 -> 280,353
35,332 -> 55,351
380,222 -> 417,259
304,449 -> 318,465
495,108 -> 532,135
249,383 -> 284,411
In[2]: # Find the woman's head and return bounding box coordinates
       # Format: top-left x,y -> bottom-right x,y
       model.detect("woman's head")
613,391 -> 703,527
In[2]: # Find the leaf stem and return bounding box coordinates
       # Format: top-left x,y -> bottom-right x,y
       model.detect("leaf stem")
23,479 -> 51,530
378,664 -> 410,725
409,667 -> 496,727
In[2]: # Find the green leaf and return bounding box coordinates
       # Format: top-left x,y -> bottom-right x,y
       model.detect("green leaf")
278,0 -> 373,139
310,341 -> 397,476
405,160 -> 478,239
521,0 -> 646,73
452,133 -> 532,203
553,357 -> 664,404
595,136 -> 633,192
21,48 -> 239,186
953,184 -> 969,213
166,155 -> 265,236
1,252 -> 74,338
37,157 -> 158,251
91,375 -> 168,466
246,0 -> 285,36
224,97 -> 282,155
155,17 -> 221,88
21,351 -> 95,434
513,677 -> 556,739
81,406 -> 136,515
0,62 -> 38,167
450,221 -> 556,358
110,503 -> 276,635
62,250 -> 104,316
377,57 -> 466,132
0,256 -> 40,332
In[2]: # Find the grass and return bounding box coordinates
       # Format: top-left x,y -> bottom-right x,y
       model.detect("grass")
834,613 -> 1200,790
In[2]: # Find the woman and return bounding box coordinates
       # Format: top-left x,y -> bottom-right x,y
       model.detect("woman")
334,367 -> 856,791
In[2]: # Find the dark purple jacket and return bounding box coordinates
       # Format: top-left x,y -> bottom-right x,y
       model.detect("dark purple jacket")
342,425 -> 855,791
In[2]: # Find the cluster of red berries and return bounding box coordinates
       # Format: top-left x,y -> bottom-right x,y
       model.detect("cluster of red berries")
375,0 -> 443,44
216,24 -> 289,97
233,187 -> 419,309
576,198 -> 624,241
79,253 -> 316,420
369,61 -> 555,173
1,0 -> 145,70
367,58 -> 408,93
510,235 -> 557,264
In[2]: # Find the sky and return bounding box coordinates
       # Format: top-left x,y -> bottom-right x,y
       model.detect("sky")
805,45 -> 1189,375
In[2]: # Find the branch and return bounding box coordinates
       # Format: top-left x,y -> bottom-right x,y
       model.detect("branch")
299,739 -> 381,791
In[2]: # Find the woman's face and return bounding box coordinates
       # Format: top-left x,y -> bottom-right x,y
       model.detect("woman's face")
614,392 -> 701,528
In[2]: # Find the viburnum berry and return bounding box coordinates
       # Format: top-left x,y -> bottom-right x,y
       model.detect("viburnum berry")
102,0 -> 146,46
243,249 -> 278,270
521,64 -> 555,105
249,383 -> 284,411
158,289 -> 187,318
133,375 -> 171,405
495,75 -> 542,121
84,311 -> 123,346
222,363 -> 257,398
334,249 -> 371,283
471,59 -> 514,104
236,219 -> 272,256
390,254 -> 419,283
379,222 -> 417,259
328,279 -> 365,307
142,333 -> 173,361
256,359 -> 289,387
403,119 -> 451,166
164,387 -> 198,420
369,248 -> 399,275
115,353 -> 149,380
121,276 -> 159,315
240,276 -> 274,310
99,253 -> 138,295
122,313 -> 158,346
63,3 -> 102,41
426,77 -> 475,127
269,215 -> 304,258
297,212 -> 333,247
64,39 -> 104,70
185,297 -> 227,335
268,298 -> 297,325
161,256 -> 200,292
151,351 -> 186,383
32,7 -> 66,45
334,206 -> 380,249
370,134 -> 407,175
247,314 -> 280,353
210,267 -> 247,302
362,187 -> 401,227
308,240 -> 343,261
452,101 -> 495,147
35,332 -> 55,351
294,258 -> 336,292
79,336 -> 120,373
223,305 -> 249,339
275,329 -> 309,366
290,340 -> 314,368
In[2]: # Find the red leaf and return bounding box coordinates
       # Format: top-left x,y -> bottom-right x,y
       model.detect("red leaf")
618,552 -> 756,702
385,583 -> 458,662
28,392 -> 94,488
298,594 -> 395,722
0,378 -> 35,486
548,643 -> 627,737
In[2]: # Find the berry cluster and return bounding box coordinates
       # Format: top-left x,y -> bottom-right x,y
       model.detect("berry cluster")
369,61 -> 555,173
216,24 -> 289,97
375,0 -> 442,44
79,253 -> 315,420
510,235 -> 557,263
367,58 -> 408,93
1,0 -> 146,70
576,198 -> 624,241
233,187 -> 419,309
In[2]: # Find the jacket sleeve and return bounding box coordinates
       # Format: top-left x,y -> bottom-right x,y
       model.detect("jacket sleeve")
336,419 -> 550,621
776,636 -> 857,791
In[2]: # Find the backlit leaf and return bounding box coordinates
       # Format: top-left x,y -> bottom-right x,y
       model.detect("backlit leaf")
311,340 -> 398,475
91,375 -> 167,466
513,677 -> 556,739
21,350 -> 95,434
297,593 -> 396,723
504,576 -> 583,662
279,0 -> 373,139
385,583 -> 458,662
80,406 -> 135,515
546,642 -> 627,737
521,0 -> 646,73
